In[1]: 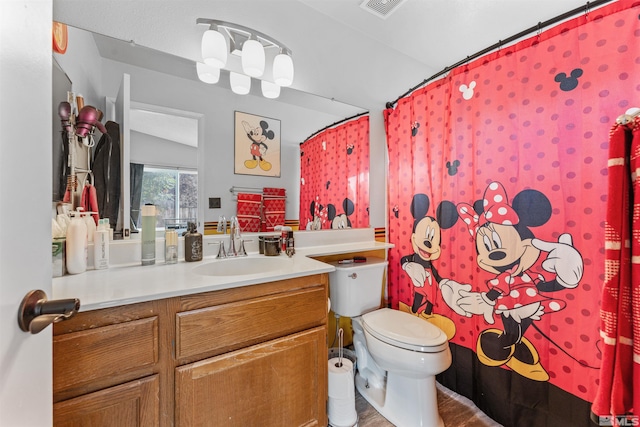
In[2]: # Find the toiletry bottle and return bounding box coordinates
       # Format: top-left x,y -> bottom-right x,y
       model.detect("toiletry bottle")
281,226 -> 291,252
285,230 -> 295,257
66,208 -> 88,274
184,222 -> 202,262
141,204 -> 156,265
165,229 -> 178,264
83,212 -> 97,243
94,219 -> 110,270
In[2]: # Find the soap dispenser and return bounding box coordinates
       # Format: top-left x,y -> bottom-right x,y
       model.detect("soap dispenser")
184,222 -> 202,262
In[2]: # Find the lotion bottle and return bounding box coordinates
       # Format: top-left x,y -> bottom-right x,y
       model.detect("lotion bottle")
66,208 -> 88,274
184,222 -> 202,262
141,204 -> 156,265
94,219 -> 110,270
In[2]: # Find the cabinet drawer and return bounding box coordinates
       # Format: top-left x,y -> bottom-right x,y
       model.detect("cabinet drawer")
176,286 -> 326,360
54,375 -> 159,427
54,316 -> 159,395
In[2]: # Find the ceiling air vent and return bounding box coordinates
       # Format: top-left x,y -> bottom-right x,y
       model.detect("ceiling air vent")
360,0 -> 408,19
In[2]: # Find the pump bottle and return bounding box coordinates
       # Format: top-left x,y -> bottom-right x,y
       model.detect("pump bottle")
66,208 -> 88,274
141,204 -> 156,265
94,219 -> 110,270
184,222 -> 202,262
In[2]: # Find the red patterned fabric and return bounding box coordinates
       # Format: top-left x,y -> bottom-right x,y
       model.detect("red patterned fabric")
384,1 -> 639,424
236,192 -> 262,232
299,115 -> 370,230
592,115 -> 640,419
262,187 -> 285,232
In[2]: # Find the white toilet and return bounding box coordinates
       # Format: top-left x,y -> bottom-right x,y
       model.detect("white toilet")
329,257 -> 452,427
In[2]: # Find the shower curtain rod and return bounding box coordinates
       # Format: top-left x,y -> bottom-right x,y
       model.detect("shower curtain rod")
386,0 -> 615,109
302,111 -> 369,143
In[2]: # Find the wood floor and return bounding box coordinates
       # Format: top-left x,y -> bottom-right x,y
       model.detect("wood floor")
353,382 -> 503,427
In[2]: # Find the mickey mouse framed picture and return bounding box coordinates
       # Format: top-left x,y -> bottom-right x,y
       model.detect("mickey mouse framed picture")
234,111 -> 281,177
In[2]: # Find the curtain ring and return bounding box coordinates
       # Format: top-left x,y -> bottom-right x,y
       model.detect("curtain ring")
585,1 -> 591,18
537,22 -> 542,39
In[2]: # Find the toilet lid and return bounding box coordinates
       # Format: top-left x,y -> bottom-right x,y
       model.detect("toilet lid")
362,308 -> 449,353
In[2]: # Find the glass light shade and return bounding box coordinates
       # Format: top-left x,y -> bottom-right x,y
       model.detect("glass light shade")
230,72 -> 251,95
261,80 -> 281,99
241,38 -> 265,77
273,53 -> 294,86
202,29 -> 227,68
196,62 -> 220,84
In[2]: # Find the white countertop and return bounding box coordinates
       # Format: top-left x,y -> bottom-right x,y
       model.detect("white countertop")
52,235 -> 392,312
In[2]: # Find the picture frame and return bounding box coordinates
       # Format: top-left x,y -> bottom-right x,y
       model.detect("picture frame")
234,111 -> 281,177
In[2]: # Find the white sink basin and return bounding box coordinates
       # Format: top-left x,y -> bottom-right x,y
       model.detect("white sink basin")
192,256 -> 292,277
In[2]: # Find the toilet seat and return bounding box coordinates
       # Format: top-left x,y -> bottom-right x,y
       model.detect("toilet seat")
362,308 -> 448,353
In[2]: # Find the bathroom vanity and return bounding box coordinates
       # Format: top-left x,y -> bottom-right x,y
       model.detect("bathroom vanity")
53,273 -> 329,426
51,229 -> 392,427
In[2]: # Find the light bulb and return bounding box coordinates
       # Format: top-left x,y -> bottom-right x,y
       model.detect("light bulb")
273,52 -> 294,87
241,38 -> 265,77
230,72 -> 251,95
196,62 -> 220,84
261,80 -> 280,99
202,28 -> 227,68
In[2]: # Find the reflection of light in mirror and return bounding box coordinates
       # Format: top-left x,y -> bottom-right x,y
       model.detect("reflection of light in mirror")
230,72 -> 251,95
261,80 -> 280,99
130,109 -> 198,147
196,62 -> 220,84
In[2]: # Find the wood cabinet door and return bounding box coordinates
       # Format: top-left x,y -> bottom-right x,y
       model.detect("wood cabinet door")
175,327 -> 327,427
53,375 -> 159,427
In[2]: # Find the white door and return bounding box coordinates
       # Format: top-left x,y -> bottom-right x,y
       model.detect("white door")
0,0 -> 54,425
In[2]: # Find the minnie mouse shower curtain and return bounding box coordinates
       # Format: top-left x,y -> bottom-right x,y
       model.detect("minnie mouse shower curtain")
385,1 -> 639,425
299,115 -> 370,230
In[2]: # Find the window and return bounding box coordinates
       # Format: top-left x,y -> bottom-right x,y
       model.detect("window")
140,166 -> 197,229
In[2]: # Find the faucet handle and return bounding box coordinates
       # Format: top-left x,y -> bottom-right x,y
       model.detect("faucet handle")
217,216 -> 226,233
237,239 -> 249,257
208,241 -> 226,258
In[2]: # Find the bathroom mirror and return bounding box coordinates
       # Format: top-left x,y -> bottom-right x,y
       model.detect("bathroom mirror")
52,24 -> 368,234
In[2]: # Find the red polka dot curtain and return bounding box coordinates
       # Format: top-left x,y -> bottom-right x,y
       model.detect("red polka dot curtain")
384,1 -> 639,425
299,115 -> 370,230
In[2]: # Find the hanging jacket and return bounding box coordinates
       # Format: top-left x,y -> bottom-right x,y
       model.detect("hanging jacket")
93,121 -> 121,230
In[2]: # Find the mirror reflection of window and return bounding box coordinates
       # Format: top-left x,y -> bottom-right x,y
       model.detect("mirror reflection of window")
132,166 -> 197,230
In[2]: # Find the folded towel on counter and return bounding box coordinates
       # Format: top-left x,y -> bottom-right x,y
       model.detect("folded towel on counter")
262,187 -> 286,232
236,193 -> 262,232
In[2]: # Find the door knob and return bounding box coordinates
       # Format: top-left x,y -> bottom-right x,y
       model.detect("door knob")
18,290 -> 80,334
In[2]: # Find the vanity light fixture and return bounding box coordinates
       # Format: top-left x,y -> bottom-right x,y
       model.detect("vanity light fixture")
196,18 -> 294,97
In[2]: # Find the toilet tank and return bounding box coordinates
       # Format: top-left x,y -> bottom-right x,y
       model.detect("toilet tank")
328,257 -> 388,317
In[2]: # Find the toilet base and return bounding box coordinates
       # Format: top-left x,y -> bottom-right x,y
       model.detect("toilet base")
355,371 -> 444,427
